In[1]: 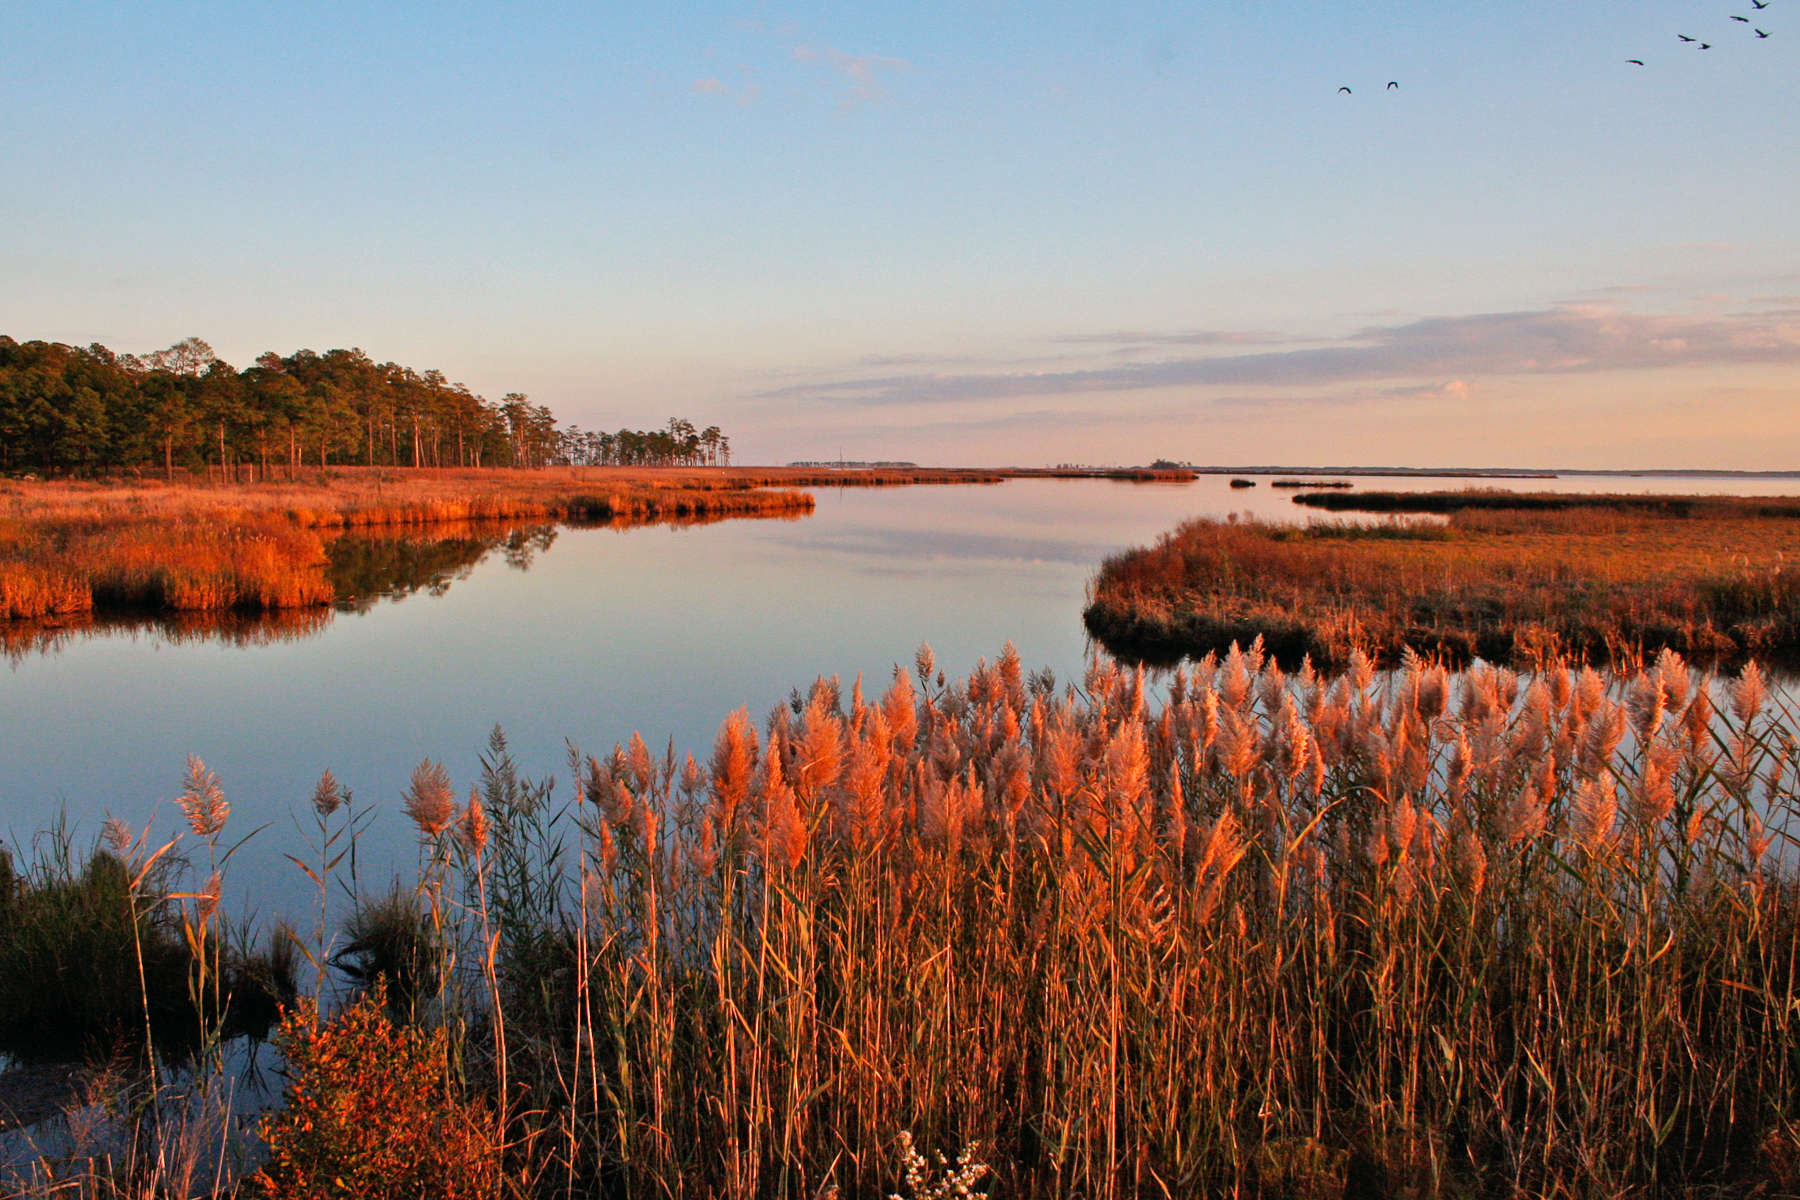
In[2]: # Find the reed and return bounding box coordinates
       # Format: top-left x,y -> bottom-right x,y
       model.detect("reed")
249,645 -> 1797,1198
9,647 -> 1800,1197
1084,505 -> 1800,669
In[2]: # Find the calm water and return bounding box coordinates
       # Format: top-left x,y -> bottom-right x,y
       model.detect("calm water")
4,473 -> 1797,914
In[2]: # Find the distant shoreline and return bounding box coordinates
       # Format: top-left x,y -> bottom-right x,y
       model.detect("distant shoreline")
1173,466 -> 1800,479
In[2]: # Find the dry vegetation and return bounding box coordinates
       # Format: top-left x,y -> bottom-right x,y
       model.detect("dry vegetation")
0,468 -> 827,623
6,645 -> 1799,1198
1085,499 -> 1800,670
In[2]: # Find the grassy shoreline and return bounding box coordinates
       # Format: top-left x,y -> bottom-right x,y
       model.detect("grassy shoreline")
0,468 -> 825,622
1085,494 -> 1800,670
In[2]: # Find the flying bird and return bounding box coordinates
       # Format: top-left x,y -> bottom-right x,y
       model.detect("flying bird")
1752,0 -> 1768,8
1756,28 -> 1771,35
1700,42 -> 1712,48
1731,15 -> 1751,22
1679,34 -> 1696,41
1339,86 -> 1352,93
1627,58 -> 1645,64
1387,80 -> 1398,88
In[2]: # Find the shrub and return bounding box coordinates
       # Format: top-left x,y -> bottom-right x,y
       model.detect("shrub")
255,982 -> 502,1200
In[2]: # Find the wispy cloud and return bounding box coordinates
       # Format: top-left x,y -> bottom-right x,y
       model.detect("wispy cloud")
1051,329 -> 1307,347
762,303 -> 1800,407
1381,379 -> 1479,399
691,75 -> 761,105
792,43 -> 912,107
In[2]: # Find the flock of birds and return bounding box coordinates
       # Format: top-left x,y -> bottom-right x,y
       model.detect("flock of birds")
1339,3 -> 1775,92
1630,0 -> 1774,61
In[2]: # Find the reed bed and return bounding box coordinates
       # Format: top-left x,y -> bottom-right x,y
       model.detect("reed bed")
0,467 -> 981,529
0,474 -> 816,622
1084,507 -> 1800,670
5,647 -> 1800,1196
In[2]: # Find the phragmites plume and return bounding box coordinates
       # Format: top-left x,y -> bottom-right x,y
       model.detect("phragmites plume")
1655,648 -> 1691,711
1627,671 -> 1667,742
1455,825 -> 1488,898
1747,813 -> 1772,868
761,731 -> 808,870
1575,771 -> 1619,853
1104,719 -> 1150,806
1573,666 -> 1606,725
1506,783 -> 1548,844
1446,732 -> 1473,799
709,708 -> 759,838
460,787 -> 490,856
103,815 -> 135,858
177,755 -> 230,839
403,759 -> 456,837
1580,702 -> 1627,777
311,769 -> 345,817
795,690 -> 846,796
883,668 -> 919,753
1732,661 -> 1767,726
1220,643 -> 1253,710
915,641 -> 937,686
1682,688 -> 1715,754
1212,706 -> 1260,777
1636,743 -> 1680,827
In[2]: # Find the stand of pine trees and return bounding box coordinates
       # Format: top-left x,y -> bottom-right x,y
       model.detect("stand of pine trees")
0,336 -> 727,477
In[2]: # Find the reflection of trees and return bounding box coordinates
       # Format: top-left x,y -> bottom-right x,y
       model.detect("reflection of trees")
3,607 -> 336,663
327,523 -> 558,609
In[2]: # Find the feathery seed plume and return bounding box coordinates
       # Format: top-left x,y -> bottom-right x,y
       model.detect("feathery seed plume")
311,769 -> 344,817
460,787 -> 490,855
403,759 -> 456,837
1732,661 -> 1767,726
177,755 -> 230,839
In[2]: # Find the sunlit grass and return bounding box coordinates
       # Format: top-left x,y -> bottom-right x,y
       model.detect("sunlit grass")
1085,501 -> 1800,669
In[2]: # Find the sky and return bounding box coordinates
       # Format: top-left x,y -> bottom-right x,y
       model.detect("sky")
2,1 -> 1797,469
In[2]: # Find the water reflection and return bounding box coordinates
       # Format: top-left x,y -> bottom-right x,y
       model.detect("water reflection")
4,508 -> 802,663
328,523 -> 558,610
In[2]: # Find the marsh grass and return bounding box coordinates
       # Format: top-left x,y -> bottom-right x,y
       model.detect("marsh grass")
0,469 -> 819,623
1084,505 -> 1800,669
270,644 -> 1800,1198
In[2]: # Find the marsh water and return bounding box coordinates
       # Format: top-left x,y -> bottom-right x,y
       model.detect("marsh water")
4,472 -> 1799,917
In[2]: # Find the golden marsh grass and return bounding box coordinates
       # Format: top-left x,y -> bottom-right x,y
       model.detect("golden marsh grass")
1085,499 -> 1800,669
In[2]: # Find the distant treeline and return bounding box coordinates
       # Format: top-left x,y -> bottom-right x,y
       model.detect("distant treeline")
0,335 -> 729,476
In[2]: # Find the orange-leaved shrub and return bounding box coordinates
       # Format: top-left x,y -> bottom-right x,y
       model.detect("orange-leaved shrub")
255,983 -> 502,1200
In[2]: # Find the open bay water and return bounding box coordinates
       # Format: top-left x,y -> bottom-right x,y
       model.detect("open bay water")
3,473 -> 1798,917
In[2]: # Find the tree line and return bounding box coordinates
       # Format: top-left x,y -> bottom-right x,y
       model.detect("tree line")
0,335 -> 728,477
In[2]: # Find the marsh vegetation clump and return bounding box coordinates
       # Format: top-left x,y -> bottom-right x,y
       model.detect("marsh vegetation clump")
1084,501 -> 1800,669
255,984 -> 503,1200
0,474 -> 817,626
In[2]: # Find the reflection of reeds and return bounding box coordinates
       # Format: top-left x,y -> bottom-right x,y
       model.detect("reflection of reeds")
1086,508 -> 1800,669
0,472 -> 818,626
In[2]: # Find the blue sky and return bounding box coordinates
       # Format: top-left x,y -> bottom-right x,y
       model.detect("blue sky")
3,2 -> 1797,467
